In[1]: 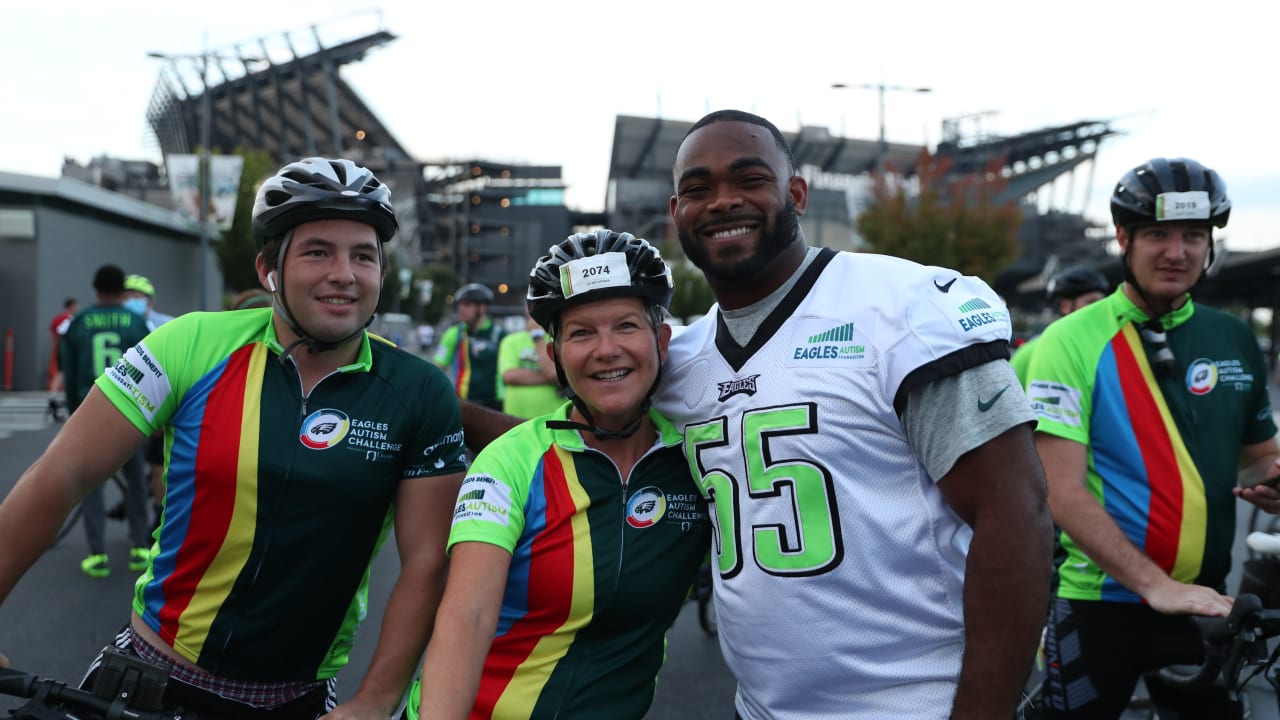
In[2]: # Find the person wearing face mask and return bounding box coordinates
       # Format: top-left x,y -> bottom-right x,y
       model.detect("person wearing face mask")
121,274 -> 176,520
122,274 -> 176,332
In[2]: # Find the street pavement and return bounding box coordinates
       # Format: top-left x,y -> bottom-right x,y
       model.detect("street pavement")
3,383 -> 1280,718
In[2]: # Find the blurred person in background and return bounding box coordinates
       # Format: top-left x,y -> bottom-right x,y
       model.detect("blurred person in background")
122,274 -> 176,332
434,283 -> 505,410
496,309 -> 562,419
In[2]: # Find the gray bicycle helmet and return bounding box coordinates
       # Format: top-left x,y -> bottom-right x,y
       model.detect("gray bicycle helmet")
1110,157 -> 1230,230
455,283 -> 495,305
1047,266 -> 1109,302
527,229 -> 674,332
252,157 -> 397,246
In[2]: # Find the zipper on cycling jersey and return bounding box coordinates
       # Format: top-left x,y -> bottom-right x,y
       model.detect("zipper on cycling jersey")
217,358 -> 337,653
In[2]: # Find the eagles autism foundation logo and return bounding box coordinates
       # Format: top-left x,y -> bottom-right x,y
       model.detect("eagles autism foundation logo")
300,409 -> 351,449
626,487 -> 668,528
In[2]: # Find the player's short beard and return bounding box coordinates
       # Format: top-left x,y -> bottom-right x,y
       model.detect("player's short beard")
678,200 -> 801,285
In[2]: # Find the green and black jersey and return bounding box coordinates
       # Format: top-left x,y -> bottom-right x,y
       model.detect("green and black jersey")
96,308 -> 467,681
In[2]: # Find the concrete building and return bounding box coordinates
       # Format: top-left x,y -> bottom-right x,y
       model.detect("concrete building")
0,172 -> 206,391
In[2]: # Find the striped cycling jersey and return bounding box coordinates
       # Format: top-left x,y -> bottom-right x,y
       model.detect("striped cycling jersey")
433,318 -> 504,402
96,308 -> 467,681
407,405 -> 710,720
1027,288 -> 1276,600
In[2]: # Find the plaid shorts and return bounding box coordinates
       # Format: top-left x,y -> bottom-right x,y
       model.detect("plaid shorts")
113,625 -> 332,710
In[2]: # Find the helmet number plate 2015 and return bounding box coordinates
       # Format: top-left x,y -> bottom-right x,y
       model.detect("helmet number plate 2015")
1155,190 -> 1211,222
560,253 -> 631,298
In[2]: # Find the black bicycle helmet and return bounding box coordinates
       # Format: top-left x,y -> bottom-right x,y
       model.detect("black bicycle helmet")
1110,157 -> 1230,230
252,157 -> 397,246
1047,266 -> 1109,302
527,229 -> 674,332
455,283 -> 495,305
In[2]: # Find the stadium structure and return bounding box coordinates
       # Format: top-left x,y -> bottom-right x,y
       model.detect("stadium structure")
137,19 -> 1280,338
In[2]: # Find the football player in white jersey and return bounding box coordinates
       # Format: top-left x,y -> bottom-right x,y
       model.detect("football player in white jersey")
456,111 -> 1053,719
660,110 -> 1051,720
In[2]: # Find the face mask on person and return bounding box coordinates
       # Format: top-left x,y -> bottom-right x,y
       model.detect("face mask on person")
123,298 -> 149,317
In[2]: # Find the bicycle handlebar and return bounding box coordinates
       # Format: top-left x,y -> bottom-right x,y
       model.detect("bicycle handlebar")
0,667 -> 182,720
1157,593 -> 1277,693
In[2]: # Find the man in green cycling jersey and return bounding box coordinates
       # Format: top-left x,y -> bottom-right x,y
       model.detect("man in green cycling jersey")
0,157 -> 466,720
1011,265 -> 1109,388
1028,157 -> 1280,718
434,283 -> 506,410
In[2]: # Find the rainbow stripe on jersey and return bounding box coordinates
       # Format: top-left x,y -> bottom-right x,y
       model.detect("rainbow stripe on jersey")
1028,289 -> 1276,601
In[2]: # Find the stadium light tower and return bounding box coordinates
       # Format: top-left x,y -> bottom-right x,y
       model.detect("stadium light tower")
832,79 -> 932,173
147,46 -> 259,310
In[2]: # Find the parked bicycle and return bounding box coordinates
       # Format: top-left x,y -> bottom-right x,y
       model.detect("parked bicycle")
1020,588 -> 1280,719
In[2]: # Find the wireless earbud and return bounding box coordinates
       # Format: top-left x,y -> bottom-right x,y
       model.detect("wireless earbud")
267,272 -> 277,292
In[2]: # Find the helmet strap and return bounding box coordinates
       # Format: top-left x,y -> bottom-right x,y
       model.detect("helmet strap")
543,334 -> 665,442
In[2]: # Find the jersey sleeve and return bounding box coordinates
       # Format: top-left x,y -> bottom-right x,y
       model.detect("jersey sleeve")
1024,320 -> 1092,444
903,360 -> 1036,480
497,332 -> 523,377
94,317 -> 190,436
432,325 -> 460,368
888,270 -> 1013,408
402,364 -> 468,479
445,426 -> 543,554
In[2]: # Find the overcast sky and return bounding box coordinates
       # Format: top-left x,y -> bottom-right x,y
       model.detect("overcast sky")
5,0 -> 1276,250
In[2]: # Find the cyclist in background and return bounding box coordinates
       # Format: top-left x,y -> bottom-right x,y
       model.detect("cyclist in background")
410,230 -> 709,719
496,308 -> 561,419
59,264 -> 152,578
1011,265 -> 1110,387
434,283 -> 505,410
122,274 -> 176,332
1027,157 -> 1280,718
0,158 -> 467,720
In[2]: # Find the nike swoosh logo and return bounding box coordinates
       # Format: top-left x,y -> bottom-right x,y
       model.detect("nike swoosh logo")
934,278 -> 957,293
978,385 -> 1010,412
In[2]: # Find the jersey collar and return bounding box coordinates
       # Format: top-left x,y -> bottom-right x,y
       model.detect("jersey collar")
262,310 -> 374,373
1109,286 -> 1195,330
548,405 -> 683,451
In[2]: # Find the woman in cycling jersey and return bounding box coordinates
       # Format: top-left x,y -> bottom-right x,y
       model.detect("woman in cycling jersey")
409,230 -> 711,720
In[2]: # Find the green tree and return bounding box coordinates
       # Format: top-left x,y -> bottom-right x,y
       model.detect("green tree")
856,151 -> 1022,283
216,148 -> 278,298
660,240 -> 716,322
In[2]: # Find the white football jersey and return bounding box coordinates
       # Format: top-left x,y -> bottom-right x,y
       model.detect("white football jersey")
655,249 -> 1014,719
